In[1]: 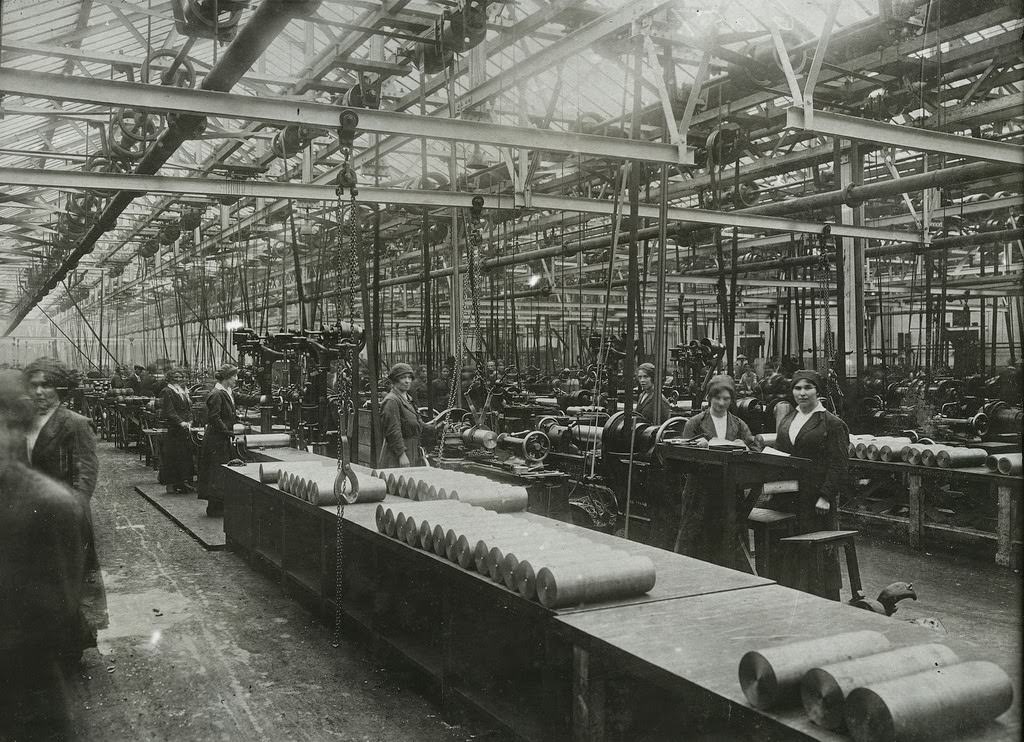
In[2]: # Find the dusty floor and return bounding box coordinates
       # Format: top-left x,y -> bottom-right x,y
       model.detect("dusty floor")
72,442 -> 499,742
72,442 -> 1021,740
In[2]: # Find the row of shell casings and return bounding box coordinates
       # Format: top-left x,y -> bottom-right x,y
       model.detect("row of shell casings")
373,501 -> 656,610
259,461 -> 387,505
738,629 -> 1012,742
369,467 -> 528,513
848,436 -> 993,468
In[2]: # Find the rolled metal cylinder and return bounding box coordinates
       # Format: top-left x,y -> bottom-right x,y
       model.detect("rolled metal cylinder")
449,487 -> 529,513
995,453 -> 1023,476
535,554 -> 657,609
935,447 -> 988,469
500,536 -> 577,589
879,441 -> 912,462
513,545 -> 619,600
844,661 -> 1013,742
800,643 -> 959,731
919,444 -> 952,467
241,433 -> 292,449
738,631 -> 891,710
463,523 -> 541,573
474,527 -> 546,576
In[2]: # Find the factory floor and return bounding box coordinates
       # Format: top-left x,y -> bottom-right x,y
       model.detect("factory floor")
70,442 -> 1021,741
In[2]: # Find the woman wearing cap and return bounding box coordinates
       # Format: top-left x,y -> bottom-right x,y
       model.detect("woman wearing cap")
159,369 -> 194,494
673,374 -> 760,568
378,363 -> 424,468
773,369 -> 851,598
635,362 -> 671,424
197,364 -> 258,516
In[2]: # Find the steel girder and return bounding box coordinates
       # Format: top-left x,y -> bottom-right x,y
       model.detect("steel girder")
0,166 -> 924,244
0,68 -> 694,165
786,107 -> 1024,166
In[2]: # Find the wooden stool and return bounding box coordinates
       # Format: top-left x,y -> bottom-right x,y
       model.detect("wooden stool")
778,530 -> 863,602
747,508 -> 798,580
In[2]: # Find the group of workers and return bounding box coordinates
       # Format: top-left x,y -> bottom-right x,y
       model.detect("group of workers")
377,355 -> 849,589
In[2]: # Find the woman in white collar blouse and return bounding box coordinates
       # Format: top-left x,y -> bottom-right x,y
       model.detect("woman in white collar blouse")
773,369 -> 852,599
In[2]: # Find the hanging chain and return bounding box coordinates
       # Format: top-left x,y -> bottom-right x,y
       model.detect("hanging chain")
331,111 -> 360,649
817,225 -> 843,401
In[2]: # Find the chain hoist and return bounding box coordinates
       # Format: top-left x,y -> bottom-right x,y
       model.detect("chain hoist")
330,108 -> 360,649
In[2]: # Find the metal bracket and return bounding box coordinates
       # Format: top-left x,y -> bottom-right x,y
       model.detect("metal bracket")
881,150 -> 922,230
767,15 -> 804,108
801,0 -> 841,129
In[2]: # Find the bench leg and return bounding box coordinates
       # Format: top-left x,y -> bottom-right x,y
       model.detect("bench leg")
843,540 -> 864,597
996,484 -> 1021,570
573,646 -> 605,742
907,473 -> 924,550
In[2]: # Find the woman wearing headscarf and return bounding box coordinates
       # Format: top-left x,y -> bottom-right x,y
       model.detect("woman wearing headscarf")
23,356 -> 106,658
197,364 -> 258,516
634,362 -> 671,424
771,370 -> 850,598
673,374 -> 760,568
159,369 -> 195,494
378,363 -> 424,468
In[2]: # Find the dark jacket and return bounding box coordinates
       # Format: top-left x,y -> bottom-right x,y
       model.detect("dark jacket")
674,410 -> 760,569
680,409 -> 759,449
159,385 -> 194,486
198,387 -> 257,501
378,390 -> 423,467
30,405 -> 98,500
635,390 -> 673,425
160,385 -> 193,428
0,463 -> 88,657
775,407 -> 851,524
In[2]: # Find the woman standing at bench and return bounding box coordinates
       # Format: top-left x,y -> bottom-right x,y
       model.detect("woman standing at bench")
772,369 -> 851,598
673,374 -> 760,568
159,369 -> 194,494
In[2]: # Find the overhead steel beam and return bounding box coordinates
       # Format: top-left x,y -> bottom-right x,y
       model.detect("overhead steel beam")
3,0 -> 324,336
0,167 -> 924,245
786,107 -> 1024,166
0,68 -> 693,165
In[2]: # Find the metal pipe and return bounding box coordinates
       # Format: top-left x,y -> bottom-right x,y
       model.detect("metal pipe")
4,0 -> 322,336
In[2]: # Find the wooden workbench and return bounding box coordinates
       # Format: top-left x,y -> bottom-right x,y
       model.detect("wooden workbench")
846,458 -> 1023,570
657,444 -> 813,564
213,454 -> 1019,741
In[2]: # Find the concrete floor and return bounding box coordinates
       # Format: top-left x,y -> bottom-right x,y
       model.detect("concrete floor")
72,442 -> 1021,740
72,442 -> 496,742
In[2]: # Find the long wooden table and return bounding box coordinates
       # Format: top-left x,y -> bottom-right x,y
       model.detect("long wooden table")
847,458 -> 1023,569
212,454 -> 1019,741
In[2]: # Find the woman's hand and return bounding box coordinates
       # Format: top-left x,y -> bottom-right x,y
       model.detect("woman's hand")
694,438 -> 710,449
815,496 -> 830,515
398,453 -> 411,467
180,421 -> 190,430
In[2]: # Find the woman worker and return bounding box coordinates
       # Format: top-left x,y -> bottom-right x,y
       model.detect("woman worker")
159,369 -> 194,494
673,374 -> 760,568
635,362 -> 671,424
24,357 -> 106,657
772,369 -> 851,599
378,363 -> 424,468
197,365 -> 258,517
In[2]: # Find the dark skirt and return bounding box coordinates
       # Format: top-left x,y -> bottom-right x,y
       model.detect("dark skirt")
197,429 -> 233,503
159,426 -> 194,485
674,476 -> 756,571
377,437 -> 423,468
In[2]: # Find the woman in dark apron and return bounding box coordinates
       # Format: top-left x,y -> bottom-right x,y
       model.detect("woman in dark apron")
378,363 -> 424,468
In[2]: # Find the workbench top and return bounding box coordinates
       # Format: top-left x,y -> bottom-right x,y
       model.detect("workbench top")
553,584 -> 1021,742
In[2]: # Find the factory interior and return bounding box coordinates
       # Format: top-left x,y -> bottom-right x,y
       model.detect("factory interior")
0,0 -> 1021,740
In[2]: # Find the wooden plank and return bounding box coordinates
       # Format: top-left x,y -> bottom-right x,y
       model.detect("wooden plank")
554,585 -> 1020,742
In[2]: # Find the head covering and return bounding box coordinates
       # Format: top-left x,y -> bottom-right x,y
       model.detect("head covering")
636,362 -> 656,378
388,362 -> 414,382
214,364 -> 238,382
705,374 -> 735,399
791,369 -> 823,391
24,357 -> 75,399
